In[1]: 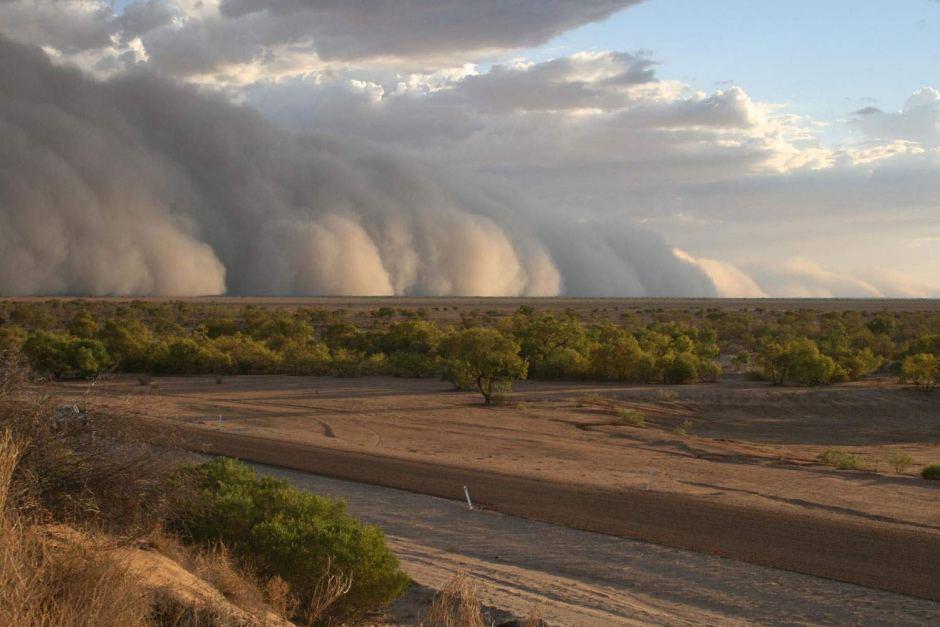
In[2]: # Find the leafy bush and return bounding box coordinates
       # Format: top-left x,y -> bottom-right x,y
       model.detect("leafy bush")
663,352 -> 698,384
887,451 -> 914,474
151,337 -> 229,375
168,458 -> 409,622
817,449 -> 866,470
279,339 -> 332,375
922,464 -> 940,480
330,348 -> 367,377
21,331 -> 111,378
386,351 -> 440,377
210,333 -> 278,374
901,353 -> 939,391
758,338 -> 846,386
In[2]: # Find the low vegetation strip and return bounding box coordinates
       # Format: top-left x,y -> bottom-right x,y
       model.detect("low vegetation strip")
8,299 -> 940,392
158,422 -> 940,603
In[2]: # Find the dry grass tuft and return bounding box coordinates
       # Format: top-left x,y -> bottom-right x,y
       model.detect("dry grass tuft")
193,543 -> 268,618
263,576 -> 296,621
148,590 -> 234,627
418,572 -> 487,627
418,572 -> 546,627
295,557 -> 353,627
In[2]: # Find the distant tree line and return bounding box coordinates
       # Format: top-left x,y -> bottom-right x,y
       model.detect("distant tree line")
1,300 -> 939,398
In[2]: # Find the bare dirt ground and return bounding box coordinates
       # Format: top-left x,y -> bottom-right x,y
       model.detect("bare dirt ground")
253,464 -> 940,626
70,374 -> 940,529
51,374 -> 940,603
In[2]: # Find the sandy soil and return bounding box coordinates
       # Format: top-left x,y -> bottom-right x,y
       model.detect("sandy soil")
67,374 -> 940,531
50,374 -> 940,601
253,464 -> 940,626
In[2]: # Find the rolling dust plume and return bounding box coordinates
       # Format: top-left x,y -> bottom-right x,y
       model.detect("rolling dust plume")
0,36 -> 715,297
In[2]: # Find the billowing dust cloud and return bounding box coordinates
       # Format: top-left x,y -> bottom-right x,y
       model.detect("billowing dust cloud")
0,37 -> 715,297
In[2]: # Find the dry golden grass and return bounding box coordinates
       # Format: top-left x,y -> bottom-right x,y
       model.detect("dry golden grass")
297,558 -> 352,627
417,572 -> 545,627
0,430 -> 151,627
263,576 -> 296,621
418,573 -> 488,627
0,362 -> 287,627
193,543 -> 269,618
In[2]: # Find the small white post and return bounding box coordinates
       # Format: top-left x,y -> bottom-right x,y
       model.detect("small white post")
217,413 -> 222,429
644,469 -> 658,491
463,485 -> 474,511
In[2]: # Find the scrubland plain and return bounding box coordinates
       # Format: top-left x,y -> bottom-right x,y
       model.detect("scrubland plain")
9,296 -> 940,622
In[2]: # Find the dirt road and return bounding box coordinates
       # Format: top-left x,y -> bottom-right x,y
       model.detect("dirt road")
163,424 -> 940,603
255,463 -> 940,626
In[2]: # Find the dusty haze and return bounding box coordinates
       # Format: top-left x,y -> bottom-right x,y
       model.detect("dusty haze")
0,36 -> 716,298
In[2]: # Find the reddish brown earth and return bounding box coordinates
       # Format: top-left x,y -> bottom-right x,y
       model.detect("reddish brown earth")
53,374 -> 940,602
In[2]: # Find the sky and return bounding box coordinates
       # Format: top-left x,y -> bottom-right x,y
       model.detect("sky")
546,0 -> 940,129
0,0 -> 938,297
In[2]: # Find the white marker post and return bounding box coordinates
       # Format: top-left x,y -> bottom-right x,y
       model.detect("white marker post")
217,413 -> 222,429
463,485 -> 474,511
644,469 -> 658,491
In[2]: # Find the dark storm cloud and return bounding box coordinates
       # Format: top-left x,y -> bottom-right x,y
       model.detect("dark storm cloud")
215,0 -> 643,60
0,1 -> 644,78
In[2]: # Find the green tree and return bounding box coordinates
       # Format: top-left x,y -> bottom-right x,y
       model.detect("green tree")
376,321 -> 442,377
511,312 -> 590,379
67,311 -> 100,339
279,338 -> 332,375
152,337 -> 229,374
759,337 -> 844,386
211,333 -> 278,374
97,319 -> 154,371
22,331 -> 110,378
664,352 -> 698,384
21,331 -> 70,377
901,353 -> 939,391
590,327 -> 645,382
441,327 -> 528,403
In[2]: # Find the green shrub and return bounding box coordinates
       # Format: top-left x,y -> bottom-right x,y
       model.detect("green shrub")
901,353 -> 939,391
818,449 -> 866,470
21,331 -> 111,378
330,348 -> 367,377
758,338 -> 846,386
278,339 -> 332,375
887,451 -> 914,474
922,464 -> 940,480
696,358 -> 722,382
152,337 -> 229,375
168,458 -> 409,623
386,351 -> 440,377
663,353 -> 698,384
